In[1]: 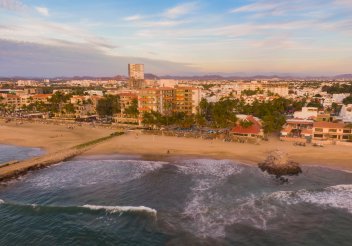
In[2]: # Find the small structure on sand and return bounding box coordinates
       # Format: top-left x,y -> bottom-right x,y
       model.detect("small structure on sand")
258,150 -> 302,181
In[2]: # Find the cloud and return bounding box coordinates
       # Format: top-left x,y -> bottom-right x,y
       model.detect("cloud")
163,2 -> 198,19
0,15 -> 118,53
0,39 -> 196,77
0,0 -> 26,11
124,15 -> 142,21
230,1 -> 282,14
229,0 -> 325,17
35,6 -> 49,16
138,20 -> 187,28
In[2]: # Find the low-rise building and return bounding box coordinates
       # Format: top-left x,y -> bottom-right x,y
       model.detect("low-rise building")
230,115 -> 264,138
280,119 -> 314,142
339,104 -> 352,123
312,122 -> 352,143
293,107 -> 318,119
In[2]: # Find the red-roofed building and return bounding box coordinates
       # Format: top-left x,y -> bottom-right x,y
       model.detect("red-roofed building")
230,115 -> 264,138
31,94 -> 52,103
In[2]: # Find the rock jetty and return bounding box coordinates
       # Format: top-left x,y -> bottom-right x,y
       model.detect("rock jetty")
258,150 -> 302,179
0,132 -> 124,183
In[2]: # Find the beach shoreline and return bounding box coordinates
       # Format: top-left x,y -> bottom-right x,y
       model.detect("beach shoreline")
81,131 -> 352,171
0,121 -> 352,172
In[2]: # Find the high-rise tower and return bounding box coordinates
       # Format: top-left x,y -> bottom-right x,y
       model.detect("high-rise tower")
128,64 -> 144,80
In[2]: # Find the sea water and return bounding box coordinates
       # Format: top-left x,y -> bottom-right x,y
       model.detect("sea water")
0,144 -> 44,165
0,155 -> 351,245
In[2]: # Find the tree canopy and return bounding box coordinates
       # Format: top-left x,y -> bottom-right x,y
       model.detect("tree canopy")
342,95 -> 352,105
96,95 -> 120,117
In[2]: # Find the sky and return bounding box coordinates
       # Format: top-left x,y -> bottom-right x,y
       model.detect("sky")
0,0 -> 352,77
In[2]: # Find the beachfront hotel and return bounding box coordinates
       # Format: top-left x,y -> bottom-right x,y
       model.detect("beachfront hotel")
138,87 -> 202,116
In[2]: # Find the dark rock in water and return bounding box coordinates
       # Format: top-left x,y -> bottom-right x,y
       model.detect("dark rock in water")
258,150 -> 302,180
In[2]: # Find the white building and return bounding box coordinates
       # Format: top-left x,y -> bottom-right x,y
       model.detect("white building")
262,82 -> 289,97
339,104 -> 352,123
333,94 -> 350,104
159,79 -> 179,88
294,107 -> 318,119
84,90 -> 104,96
128,64 -> 144,80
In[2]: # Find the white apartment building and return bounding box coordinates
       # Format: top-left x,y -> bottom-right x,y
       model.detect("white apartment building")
128,64 -> 144,80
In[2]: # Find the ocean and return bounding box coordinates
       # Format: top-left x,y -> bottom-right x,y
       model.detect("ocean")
0,152 -> 351,245
0,144 -> 44,165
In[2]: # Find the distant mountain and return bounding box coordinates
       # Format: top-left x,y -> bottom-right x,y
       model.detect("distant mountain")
1,73 -> 352,81
144,73 -> 160,80
0,75 -> 128,81
333,74 -> 352,79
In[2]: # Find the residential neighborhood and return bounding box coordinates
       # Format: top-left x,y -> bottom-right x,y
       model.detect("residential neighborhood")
1,64 -> 352,146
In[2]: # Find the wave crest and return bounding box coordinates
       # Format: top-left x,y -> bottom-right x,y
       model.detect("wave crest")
268,184 -> 352,213
82,205 -> 157,216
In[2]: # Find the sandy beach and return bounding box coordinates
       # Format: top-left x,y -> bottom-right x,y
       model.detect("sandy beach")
0,120 -> 351,171
0,120 -> 115,153
84,131 -> 352,171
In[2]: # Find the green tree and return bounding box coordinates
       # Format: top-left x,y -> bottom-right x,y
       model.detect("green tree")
96,95 -> 121,117
343,95 -> 352,105
240,120 -> 253,128
48,92 -> 72,113
124,99 -> 139,117
64,103 -> 76,114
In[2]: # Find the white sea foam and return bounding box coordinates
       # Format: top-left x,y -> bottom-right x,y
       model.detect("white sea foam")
82,204 -> 157,216
0,199 -> 4,204
181,159 -> 254,238
26,159 -> 168,189
177,159 -> 243,177
268,184 -> 352,214
183,191 -> 277,238
185,183 -> 352,239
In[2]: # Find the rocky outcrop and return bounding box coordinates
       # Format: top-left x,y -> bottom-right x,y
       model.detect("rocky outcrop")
258,150 -> 302,179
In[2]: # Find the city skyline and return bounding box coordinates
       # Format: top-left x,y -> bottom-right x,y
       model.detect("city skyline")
1,0 -> 352,77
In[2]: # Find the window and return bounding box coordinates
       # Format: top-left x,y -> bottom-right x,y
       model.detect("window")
314,134 -> 323,138
329,129 -> 337,133
343,129 -> 351,134
315,128 -> 323,132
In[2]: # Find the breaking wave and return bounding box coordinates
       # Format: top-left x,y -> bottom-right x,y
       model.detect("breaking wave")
268,184 -> 352,213
24,159 -> 168,189
82,205 -> 157,216
180,159 -> 246,238
0,200 -> 156,216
